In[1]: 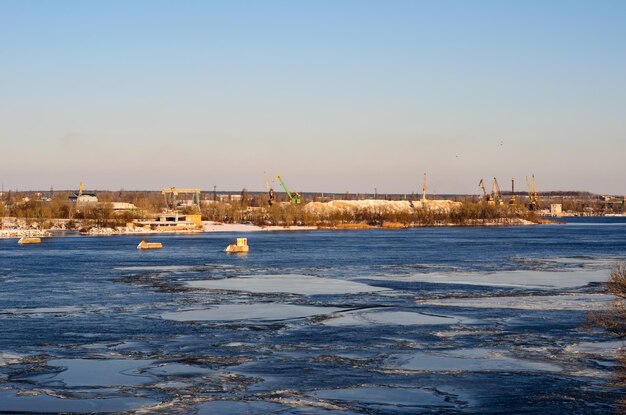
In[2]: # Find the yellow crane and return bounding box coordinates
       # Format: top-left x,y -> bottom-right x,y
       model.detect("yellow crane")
492,178 -> 504,205
161,187 -> 201,210
525,175 -> 538,210
478,179 -> 492,203
263,172 -> 275,206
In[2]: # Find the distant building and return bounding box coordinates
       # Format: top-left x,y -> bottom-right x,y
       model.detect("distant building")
134,213 -> 202,231
69,193 -> 98,204
202,194 -> 243,204
110,202 -> 137,211
550,204 -> 563,217
218,194 -> 242,202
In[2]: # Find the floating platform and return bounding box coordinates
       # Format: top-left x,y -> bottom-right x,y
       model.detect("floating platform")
225,237 -> 249,253
137,240 -> 163,250
18,237 -> 41,245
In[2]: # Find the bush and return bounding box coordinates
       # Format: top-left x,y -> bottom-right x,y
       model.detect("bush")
591,263 -> 626,337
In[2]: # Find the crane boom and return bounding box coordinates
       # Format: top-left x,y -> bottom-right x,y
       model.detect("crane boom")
263,172 -> 275,206
525,175 -> 538,211
275,175 -> 301,205
161,187 -> 201,209
531,174 -> 538,208
478,179 -> 489,202
492,177 -> 503,205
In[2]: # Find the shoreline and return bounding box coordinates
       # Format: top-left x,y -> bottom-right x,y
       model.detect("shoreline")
0,218 -> 545,239
0,229 -> 52,239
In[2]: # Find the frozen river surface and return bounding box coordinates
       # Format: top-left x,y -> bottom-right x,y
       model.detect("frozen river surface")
1,217 -> 626,414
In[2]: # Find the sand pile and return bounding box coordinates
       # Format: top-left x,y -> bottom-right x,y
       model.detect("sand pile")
304,199 -> 461,216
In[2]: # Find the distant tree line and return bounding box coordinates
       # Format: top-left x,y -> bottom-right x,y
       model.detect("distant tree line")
6,187 -> 624,228
199,201 -> 538,227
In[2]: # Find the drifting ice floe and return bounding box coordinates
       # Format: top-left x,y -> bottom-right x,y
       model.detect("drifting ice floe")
367,269 -> 608,289
195,401 -> 288,414
0,390 -> 155,414
420,293 -> 612,310
565,340 -> 625,356
162,303 -> 346,322
311,386 -> 453,407
0,352 -> 22,366
323,310 -> 476,326
187,274 -> 389,295
0,306 -> 83,315
115,265 -> 198,271
145,362 -> 215,377
33,359 -> 154,387
386,348 -> 561,372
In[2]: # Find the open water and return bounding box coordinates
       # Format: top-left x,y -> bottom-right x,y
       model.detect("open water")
1,217 -> 626,414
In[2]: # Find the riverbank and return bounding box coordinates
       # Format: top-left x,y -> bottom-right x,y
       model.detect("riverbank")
0,229 -> 51,239
0,218 -> 541,238
203,222 -> 318,232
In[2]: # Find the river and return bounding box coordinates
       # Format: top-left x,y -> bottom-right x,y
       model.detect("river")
1,218 -> 625,413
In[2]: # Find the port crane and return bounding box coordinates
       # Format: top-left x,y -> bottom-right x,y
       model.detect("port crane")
274,175 -> 301,205
525,175 -> 538,211
492,178 -> 504,205
161,187 -> 201,210
263,172 -> 275,206
478,179 -> 492,204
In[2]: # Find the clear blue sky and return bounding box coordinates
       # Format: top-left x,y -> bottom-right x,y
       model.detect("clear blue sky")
1,0 -> 625,194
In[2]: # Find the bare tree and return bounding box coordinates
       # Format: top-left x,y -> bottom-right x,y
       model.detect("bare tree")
591,263 -> 626,337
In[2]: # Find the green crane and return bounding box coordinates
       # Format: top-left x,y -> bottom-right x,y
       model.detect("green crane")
274,175 -> 301,205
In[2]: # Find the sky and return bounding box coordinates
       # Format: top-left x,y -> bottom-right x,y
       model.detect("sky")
1,0 -> 625,194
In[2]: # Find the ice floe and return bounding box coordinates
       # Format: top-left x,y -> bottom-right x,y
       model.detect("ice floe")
564,340 -> 626,356
196,400 -> 288,414
115,265 -> 196,271
311,386 -> 453,408
32,359 -> 154,387
367,269 -> 608,289
323,310 -> 476,327
0,306 -> 83,315
386,348 -> 561,372
144,362 -> 215,377
0,352 -> 22,366
187,274 -> 389,295
162,303 -> 346,322
420,293 -> 613,310
0,389 -> 156,413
